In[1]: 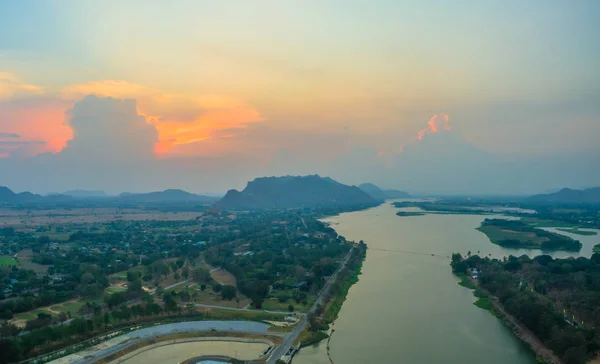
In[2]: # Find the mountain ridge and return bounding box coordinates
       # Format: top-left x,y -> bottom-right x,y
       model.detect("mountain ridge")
217,175 -> 377,209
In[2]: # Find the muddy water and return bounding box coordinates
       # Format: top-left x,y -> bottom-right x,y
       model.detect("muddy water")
294,202 -> 598,364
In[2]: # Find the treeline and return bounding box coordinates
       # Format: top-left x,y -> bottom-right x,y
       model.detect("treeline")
0,294 -> 177,363
451,253 -> 600,364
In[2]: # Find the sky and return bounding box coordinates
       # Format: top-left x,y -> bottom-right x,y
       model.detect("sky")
1,0 -> 599,195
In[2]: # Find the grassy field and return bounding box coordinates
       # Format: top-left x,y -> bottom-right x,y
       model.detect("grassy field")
50,300 -> 86,314
479,225 -> 548,246
556,227 -> 598,236
0,255 -> 17,266
520,217 -> 576,228
205,307 -> 287,321
178,285 -> 250,308
15,309 -> 53,321
473,297 -> 494,311
15,249 -> 49,273
261,294 -> 314,313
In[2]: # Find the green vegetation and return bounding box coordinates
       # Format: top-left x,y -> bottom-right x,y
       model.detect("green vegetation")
556,227 -> 598,236
594,244 -> 600,254
477,219 -> 582,251
473,297 -> 493,311
299,329 -> 329,348
0,207 -> 360,362
520,217 -> 577,228
0,256 -> 17,266
451,252 -> 600,364
395,211 -> 425,217
302,241 -> 367,347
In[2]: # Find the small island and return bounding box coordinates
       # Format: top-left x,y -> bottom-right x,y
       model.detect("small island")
396,211 -> 425,217
477,218 -> 582,251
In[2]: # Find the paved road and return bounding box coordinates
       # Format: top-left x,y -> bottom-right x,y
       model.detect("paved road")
266,246 -> 355,364
50,321 -> 275,364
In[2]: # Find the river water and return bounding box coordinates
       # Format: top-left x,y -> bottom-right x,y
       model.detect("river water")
295,202 -> 600,364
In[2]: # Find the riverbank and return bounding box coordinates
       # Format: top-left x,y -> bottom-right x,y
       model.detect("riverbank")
299,241 -> 367,350
452,267 -> 562,364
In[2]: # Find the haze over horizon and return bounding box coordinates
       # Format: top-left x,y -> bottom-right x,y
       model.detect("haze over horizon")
1,1 -> 599,195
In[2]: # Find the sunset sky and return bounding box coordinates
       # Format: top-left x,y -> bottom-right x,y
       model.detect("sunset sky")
1,1 -> 599,194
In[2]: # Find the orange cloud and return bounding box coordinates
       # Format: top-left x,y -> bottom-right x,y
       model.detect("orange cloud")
417,113 -> 450,140
62,80 -> 264,157
0,99 -> 72,157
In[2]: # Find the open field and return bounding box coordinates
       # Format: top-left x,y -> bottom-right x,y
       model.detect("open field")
261,297 -> 312,313
0,208 -> 204,227
179,284 -> 251,308
0,255 -> 17,266
210,268 -> 237,286
16,249 -> 50,273
14,309 -> 53,321
479,225 -> 548,245
520,217 -> 577,228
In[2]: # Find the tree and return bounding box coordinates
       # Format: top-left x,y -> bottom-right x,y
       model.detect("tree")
163,294 -> 178,313
58,312 -> 68,325
182,267 -> 189,279
288,304 -> 295,312
221,285 -> 237,300
200,284 -> 206,291
212,283 -> 222,293
192,268 -> 211,283
106,291 -> 127,308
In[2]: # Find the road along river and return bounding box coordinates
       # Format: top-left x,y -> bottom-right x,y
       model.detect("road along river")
295,202 -> 598,364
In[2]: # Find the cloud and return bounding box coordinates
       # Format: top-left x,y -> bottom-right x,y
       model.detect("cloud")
0,72 -> 44,99
417,113 -> 451,140
0,97 -> 73,157
59,95 -> 158,162
62,80 -> 263,156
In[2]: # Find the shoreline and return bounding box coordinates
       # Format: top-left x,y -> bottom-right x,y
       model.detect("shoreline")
455,274 -> 562,364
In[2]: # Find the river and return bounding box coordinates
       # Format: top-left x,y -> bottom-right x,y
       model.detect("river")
294,201 -> 599,364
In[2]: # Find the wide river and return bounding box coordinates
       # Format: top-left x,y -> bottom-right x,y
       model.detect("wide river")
295,201 -> 599,364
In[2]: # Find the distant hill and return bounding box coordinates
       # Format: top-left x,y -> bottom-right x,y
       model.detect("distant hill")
358,184 -> 412,200
383,189 -> 412,199
64,189 -> 108,198
0,186 -> 71,204
217,175 -> 376,209
1,186 -> 215,206
117,189 -> 216,203
358,183 -> 387,201
528,187 -> 600,204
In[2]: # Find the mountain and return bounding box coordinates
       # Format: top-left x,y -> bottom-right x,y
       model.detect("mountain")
64,189 -> 108,198
217,175 -> 376,209
117,189 -> 216,203
383,189 -> 412,199
0,186 -> 72,204
528,187 -> 600,204
358,183 -> 387,201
